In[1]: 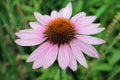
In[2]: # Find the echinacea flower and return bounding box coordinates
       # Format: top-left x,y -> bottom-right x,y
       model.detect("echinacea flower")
15,2 -> 105,71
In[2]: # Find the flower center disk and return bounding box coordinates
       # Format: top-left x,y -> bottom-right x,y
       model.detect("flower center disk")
44,18 -> 76,44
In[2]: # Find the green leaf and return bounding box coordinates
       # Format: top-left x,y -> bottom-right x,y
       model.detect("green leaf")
37,65 -> 58,80
108,50 -> 120,65
93,63 -> 112,71
96,5 -> 108,18
73,0 -> 83,14
21,54 -> 29,60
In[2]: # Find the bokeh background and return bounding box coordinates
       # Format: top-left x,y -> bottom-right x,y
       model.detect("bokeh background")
0,0 -> 120,80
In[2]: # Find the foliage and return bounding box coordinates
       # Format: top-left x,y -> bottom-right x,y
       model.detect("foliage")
0,0 -> 120,80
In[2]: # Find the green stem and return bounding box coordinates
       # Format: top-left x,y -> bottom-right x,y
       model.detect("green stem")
60,68 -> 62,80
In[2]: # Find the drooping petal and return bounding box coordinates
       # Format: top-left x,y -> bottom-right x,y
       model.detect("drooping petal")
15,28 -> 45,40
74,39 -> 99,58
51,10 -> 58,19
77,16 -> 96,24
15,32 -> 41,39
59,2 -> 72,19
76,23 -> 100,30
29,22 -> 44,30
90,23 -> 100,27
15,38 -> 44,46
27,42 -> 51,69
43,45 -> 58,69
27,42 -> 51,62
58,45 -> 69,70
73,16 -> 98,29
71,12 -> 86,22
68,48 -> 77,71
77,27 -> 105,35
77,23 -> 100,31
84,23 -> 100,28
34,12 -> 50,25
18,29 -> 38,33
70,42 -> 88,68
76,35 -> 106,45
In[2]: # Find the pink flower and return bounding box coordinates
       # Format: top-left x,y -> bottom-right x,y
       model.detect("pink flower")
15,2 -> 105,71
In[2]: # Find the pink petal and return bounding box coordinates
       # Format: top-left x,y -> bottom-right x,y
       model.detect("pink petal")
31,43 -> 52,69
27,42 -> 51,62
70,42 -> 88,68
62,2 -> 72,19
19,29 -> 40,33
26,42 -> 51,69
77,27 -> 105,35
51,10 -> 58,19
71,12 -> 86,22
43,45 -> 58,69
75,23 -> 100,31
34,12 -> 50,25
76,35 -> 106,45
77,23 -> 100,29
15,32 -> 41,39
57,8 -> 64,17
15,38 -> 43,46
74,39 -> 99,58
85,23 -> 100,28
68,48 -> 77,71
77,16 -> 96,24
44,15 -> 51,23
15,28 -> 45,39
29,22 -> 44,30
73,16 -> 97,29
58,45 -> 69,70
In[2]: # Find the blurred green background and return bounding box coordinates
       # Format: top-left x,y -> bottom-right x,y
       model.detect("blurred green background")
0,0 -> 120,80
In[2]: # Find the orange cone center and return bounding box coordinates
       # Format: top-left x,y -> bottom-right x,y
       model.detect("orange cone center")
44,18 -> 76,44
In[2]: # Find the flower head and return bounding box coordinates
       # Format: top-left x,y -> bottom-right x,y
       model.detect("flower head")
15,2 -> 105,71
